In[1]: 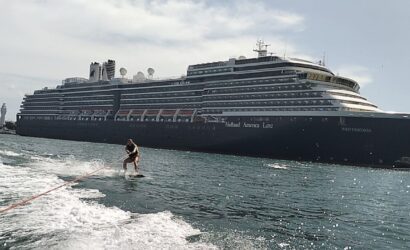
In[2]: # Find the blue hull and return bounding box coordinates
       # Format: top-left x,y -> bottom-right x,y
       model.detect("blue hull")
16,115 -> 410,168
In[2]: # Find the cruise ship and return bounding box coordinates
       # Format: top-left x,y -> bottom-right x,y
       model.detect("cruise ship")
16,41 -> 410,168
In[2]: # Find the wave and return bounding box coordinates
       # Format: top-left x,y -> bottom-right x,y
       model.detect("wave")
0,149 -> 22,157
266,163 -> 288,170
0,162 -> 215,249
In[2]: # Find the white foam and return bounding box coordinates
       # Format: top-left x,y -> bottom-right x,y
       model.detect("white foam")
0,149 -> 21,157
278,242 -> 290,248
29,155 -> 118,178
0,162 -> 216,249
266,163 -> 288,170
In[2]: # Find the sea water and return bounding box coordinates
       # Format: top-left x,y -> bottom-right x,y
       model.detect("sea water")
0,134 -> 409,249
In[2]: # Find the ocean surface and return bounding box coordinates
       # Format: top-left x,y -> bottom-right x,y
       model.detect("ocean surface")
0,134 -> 409,249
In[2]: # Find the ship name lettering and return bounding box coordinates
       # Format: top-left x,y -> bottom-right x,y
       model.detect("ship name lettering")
262,123 -> 273,129
225,122 -> 240,128
341,127 -> 372,133
243,122 -> 260,128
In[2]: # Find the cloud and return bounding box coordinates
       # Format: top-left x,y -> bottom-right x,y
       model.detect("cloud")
1,0 -> 305,46
0,72 -> 59,121
335,65 -> 373,87
0,0 -> 307,120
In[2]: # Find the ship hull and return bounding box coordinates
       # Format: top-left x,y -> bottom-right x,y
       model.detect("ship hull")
16,115 -> 410,168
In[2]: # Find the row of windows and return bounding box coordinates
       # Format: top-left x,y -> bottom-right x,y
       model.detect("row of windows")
20,116 -> 54,120
63,95 -> 114,102
206,84 -> 309,95
235,56 -> 276,65
299,72 -> 358,90
22,106 -> 60,111
122,84 -> 203,95
122,91 -> 201,99
24,96 -> 61,102
24,92 -> 113,99
341,108 -> 373,112
234,62 -> 333,75
23,86 -> 322,110
22,102 -> 61,107
333,77 -> 357,89
61,100 -> 113,106
121,79 -> 300,99
120,104 -> 201,109
339,100 -> 377,108
117,117 -> 192,123
21,109 -> 111,115
19,115 -> 110,121
187,67 -> 232,76
26,94 -> 61,99
121,98 -> 201,105
188,69 -> 292,83
206,77 -> 296,88
60,85 -> 114,93
20,110 -> 58,114
23,101 -> 113,110
61,100 -> 114,105
203,99 -> 333,108
203,91 -> 322,101
58,110 -> 113,115
191,61 -> 226,69
62,91 -> 114,98
203,107 -> 339,113
55,116 -> 106,121
33,89 -> 59,95
61,105 -> 113,110
61,80 -> 109,89
61,110 -> 80,115
329,92 -> 366,101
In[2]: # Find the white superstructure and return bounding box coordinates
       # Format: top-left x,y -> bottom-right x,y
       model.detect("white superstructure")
18,41 -> 409,123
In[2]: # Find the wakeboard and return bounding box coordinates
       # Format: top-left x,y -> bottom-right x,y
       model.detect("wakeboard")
129,174 -> 145,178
124,172 -> 145,179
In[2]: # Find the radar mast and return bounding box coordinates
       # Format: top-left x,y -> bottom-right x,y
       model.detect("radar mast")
253,40 -> 270,58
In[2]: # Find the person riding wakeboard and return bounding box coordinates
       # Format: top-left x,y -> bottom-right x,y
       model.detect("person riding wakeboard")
123,139 -> 140,173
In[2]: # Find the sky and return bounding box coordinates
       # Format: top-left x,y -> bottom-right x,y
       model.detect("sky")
1,0 -> 410,121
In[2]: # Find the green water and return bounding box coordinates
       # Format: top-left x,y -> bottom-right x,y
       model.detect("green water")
0,134 -> 409,249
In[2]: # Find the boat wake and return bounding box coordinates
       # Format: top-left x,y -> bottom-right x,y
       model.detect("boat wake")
29,154 -> 118,178
0,151 -> 216,249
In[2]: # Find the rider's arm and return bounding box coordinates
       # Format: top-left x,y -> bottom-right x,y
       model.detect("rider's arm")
131,144 -> 138,154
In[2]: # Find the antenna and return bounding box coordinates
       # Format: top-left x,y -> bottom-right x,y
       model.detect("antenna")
322,52 -> 326,66
253,40 -> 270,58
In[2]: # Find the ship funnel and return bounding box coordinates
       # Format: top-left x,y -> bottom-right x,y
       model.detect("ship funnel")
101,59 -> 116,81
89,62 -> 102,82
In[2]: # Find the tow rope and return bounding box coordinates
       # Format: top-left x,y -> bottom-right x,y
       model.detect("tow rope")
0,165 -> 108,214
